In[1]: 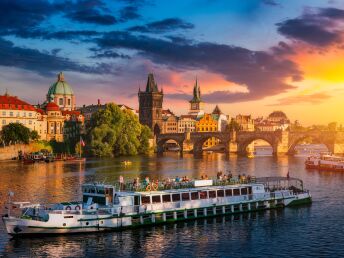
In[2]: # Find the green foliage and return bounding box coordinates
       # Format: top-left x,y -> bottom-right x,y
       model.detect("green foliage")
75,142 -> 83,156
30,141 -> 53,153
50,140 -> 71,154
87,103 -> 152,157
1,123 -> 31,145
226,119 -> 241,132
30,130 -> 40,141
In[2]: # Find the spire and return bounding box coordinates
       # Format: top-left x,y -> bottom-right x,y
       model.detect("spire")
190,77 -> 201,102
57,72 -> 65,82
145,73 -> 159,92
212,105 -> 223,115
4,88 -> 9,96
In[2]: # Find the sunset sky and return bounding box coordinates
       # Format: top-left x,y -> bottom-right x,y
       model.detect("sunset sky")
1,0 -> 344,125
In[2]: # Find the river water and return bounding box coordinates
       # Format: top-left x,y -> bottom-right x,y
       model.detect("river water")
0,151 -> 343,257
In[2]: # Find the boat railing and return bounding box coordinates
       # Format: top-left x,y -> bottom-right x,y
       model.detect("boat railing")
115,177 -> 257,192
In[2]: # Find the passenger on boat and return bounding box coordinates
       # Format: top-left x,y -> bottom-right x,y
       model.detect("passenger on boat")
175,176 -> 181,182
119,175 -> 124,190
143,176 -> 150,186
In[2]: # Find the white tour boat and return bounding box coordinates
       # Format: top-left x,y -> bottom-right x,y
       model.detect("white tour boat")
305,153 -> 344,171
2,176 -> 311,236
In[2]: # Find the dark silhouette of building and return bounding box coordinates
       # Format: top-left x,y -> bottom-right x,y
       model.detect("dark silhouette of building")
138,73 -> 163,135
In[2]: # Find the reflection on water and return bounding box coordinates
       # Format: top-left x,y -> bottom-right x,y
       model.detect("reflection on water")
1,152 -> 344,257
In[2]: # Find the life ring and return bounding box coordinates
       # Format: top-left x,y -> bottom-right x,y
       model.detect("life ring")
66,206 -> 72,211
75,205 -> 81,211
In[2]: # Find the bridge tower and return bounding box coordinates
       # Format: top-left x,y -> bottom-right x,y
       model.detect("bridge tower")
138,73 -> 163,135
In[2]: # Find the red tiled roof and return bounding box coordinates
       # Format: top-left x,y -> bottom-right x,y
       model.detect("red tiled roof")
0,95 -> 36,111
36,108 -> 45,115
46,102 -> 60,111
62,110 -> 81,116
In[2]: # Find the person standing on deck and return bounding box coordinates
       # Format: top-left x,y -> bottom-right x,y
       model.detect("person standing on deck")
119,175 -> 124,191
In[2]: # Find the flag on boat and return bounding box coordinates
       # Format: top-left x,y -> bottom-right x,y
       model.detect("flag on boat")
80,137 -> 85,147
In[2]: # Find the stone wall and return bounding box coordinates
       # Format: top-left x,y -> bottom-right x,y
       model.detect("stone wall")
0,144 -> 32,160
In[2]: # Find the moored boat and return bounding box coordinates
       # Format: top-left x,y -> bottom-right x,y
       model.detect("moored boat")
305,153 -> 344,171
2,176 -> 311,236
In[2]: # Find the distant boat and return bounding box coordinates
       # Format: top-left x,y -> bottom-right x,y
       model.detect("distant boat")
121,160 -> 132,166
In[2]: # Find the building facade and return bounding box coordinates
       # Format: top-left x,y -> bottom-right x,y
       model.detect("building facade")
177,115 -> 197,133
138,73 -> 163,135
161,109 -> 178,134
235,114 -> 255,131
47,72 -> 75,111
255,111 -> 290,131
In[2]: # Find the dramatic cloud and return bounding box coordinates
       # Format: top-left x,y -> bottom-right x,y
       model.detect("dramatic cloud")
90,49 -> 131,59
128,18 -> 194,33
120,6 -> 141,21
2,29 -> 101,40
269,92 -> 332,106
277,7 -> 344,46
0,38 -> 112,76
66,9 -> 117,25
262,0 -> 280,6
95,31 -> 302,103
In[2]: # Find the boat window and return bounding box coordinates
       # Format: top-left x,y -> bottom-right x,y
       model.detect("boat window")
248,187 -> 252,194
162,194 -> 171,203
191,192 -> 199,200
241,188 -> 247,195
217,190 -> 224,197
141,196 -> 151,204
172,193 -> 181,202
134,196 -> 140,205
199,191 -> 208,199
208,191 -> 216,198
225,189 -> 232,196
233,189 -> 240,196
181,192 -> 190,201
152,195 -> 161,203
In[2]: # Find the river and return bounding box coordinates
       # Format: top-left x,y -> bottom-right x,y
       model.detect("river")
0,151 -> 343,257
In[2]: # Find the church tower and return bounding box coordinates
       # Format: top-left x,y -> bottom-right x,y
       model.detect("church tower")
188,78 -> 204,116
138,73 -> 163,135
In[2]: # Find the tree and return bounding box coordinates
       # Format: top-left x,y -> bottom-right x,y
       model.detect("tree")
30,130 -> 40,141
328,122 -> 337,131
226,119 -> 241,132
87,103 -> 152,157
1,123 -> 30,145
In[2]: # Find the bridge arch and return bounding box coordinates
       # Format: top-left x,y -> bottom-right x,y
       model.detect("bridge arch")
156,134 -> 185,155
288,134 -> 332,154
192,134 -> 230,155
237,137 -> 277,155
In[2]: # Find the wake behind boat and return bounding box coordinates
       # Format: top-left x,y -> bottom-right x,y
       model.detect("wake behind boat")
2,175 -> 311,236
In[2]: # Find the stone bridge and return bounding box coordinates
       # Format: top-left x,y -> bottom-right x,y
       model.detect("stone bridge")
156,130 -> 344,156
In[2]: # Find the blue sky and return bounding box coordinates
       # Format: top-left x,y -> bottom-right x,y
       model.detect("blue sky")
1,0 -> 344,124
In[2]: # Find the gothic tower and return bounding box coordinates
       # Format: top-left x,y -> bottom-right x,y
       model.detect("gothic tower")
188,78 -> 204,116
138,73 -> 163,135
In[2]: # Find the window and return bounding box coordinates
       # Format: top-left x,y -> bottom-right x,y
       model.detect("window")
199,191 -> 208,199
59,98 -> 63,105
141,196 -> 150,204
152,195 -> 161,203
217,190 -> 224,197
225,189 -> 232,196
29,120 -> 32,125
191,192 -> 199,200
29,112 -> 32,117
9,112 -> 13,117
172,194 -> 181,202
233,189 -> 240,196
241,188 -> 247,195
2,111 -> 6,116
248,187 -> 252,195
2,120 -> 5,125
181,192 -> 190,201
162,194 -> 171,203
68,99 -> 71,105
208,191 -> 216,198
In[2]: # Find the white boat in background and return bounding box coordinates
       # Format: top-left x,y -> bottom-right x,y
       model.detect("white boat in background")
2,176 -> 311,236
305,153 -> 344,171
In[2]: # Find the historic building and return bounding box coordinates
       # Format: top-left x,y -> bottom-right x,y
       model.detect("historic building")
0,92 -> 40,132
47,72 -> 75,111
138,73 -> 163,135
255,111 -> 290,131
188,78 -> 204,117
0,73 -> 84,143
161,109 -> 178,134
235,114 -> 255,131
178,115 -> 197,133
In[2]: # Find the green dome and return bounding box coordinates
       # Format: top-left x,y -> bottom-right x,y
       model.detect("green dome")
47,72 -> 74,96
